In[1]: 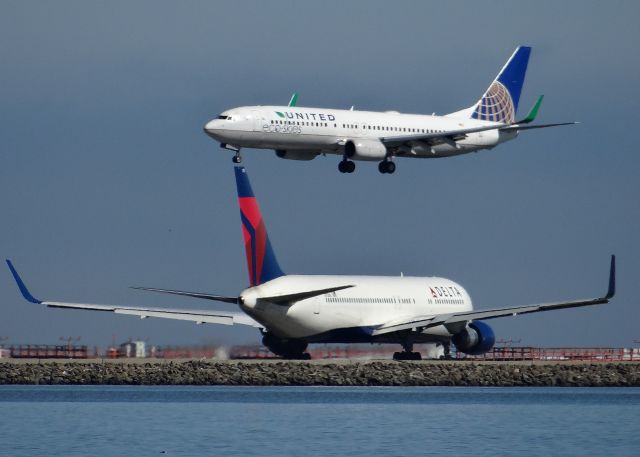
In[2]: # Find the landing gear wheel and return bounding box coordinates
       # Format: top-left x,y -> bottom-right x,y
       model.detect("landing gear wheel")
385,161 -> 396,174
346,160 -> 355,173
393,351 -> 422,361
232,154 -> 242,164
339,160 -> 355,173
378,160 -> 396,174
284,353 -> 311,360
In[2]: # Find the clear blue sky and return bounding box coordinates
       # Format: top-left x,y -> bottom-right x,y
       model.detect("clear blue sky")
1,1 -> 638,348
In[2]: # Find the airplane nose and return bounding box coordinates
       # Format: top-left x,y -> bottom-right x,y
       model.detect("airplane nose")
203,119 -> 218,138
204,119 -> 216,132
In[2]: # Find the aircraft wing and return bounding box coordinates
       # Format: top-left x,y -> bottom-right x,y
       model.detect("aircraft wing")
380,123 -> 507,148
372,255 -> 615,336
381,122 -> 577,149
6,260 -> 262,328
43,301 -> 261,327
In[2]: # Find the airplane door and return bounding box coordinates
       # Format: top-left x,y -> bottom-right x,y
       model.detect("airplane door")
251,110 -> 263,132
313,299 -> 320,315
393,295 -> 402,312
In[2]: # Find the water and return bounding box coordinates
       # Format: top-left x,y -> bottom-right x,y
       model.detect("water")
0,386 -> 639,456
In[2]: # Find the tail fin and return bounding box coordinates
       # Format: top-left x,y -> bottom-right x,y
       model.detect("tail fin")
449,46 -> 531,124
234,166 -> 284,287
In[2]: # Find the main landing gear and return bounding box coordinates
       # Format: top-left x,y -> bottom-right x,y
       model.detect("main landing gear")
338,160 -> 396,174
392,342 -> 422,361
232,152 -> 242,163
262,333 -> 311,360
439,342 -> 453,360
338,159 -> 356,173
378,160 -> 396,174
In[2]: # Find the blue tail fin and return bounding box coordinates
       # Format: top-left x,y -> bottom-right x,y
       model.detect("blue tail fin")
234,166 -> 285,287
469,46 -> 531,124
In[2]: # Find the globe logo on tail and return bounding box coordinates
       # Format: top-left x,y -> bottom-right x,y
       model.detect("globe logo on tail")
471,81 -> 515,124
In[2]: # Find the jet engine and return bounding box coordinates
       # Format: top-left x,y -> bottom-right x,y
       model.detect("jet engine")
275,149 -> 319,161
452,321 -> 495,355
344,139 -> 387,161
262,332 -> 309,358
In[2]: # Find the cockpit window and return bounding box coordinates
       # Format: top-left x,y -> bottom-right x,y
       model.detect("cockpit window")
217,115 -> 231,120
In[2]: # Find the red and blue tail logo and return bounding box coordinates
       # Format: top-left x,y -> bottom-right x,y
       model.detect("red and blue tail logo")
234,167 -> 285,287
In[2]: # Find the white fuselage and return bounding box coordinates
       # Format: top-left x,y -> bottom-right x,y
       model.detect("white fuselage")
238,274 -> 473,344
204,106 -> 517,160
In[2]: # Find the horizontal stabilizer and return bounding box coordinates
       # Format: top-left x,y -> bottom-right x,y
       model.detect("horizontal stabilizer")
262,284 -> 355,306
500,121 -> 578,132
131,286 -> 239,304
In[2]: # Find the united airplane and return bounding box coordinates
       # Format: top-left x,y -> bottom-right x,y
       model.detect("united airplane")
7,167 -> 614,360
204,46 -> 576,174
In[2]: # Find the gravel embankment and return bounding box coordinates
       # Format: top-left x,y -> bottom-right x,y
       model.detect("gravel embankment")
1,360 -> 639,386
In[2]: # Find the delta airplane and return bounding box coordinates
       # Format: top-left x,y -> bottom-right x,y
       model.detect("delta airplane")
204,46 -> 576,174
7,167 -> 615,360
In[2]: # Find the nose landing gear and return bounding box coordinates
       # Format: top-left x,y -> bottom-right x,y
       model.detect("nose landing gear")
220,143 -> 242,163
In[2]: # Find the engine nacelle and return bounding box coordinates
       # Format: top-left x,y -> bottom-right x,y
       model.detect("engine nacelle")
344,139 -> 387,161
452,321 -> 495,355
275,149 -> 319,161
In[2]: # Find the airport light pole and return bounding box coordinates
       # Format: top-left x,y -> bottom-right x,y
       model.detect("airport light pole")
60,336 -> 81,354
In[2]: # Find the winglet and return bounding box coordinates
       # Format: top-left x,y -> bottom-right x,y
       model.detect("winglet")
5,260 -> 42,304
288,93 -> 298,107
517,95 -> 544,124
606,255 -> 616,299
